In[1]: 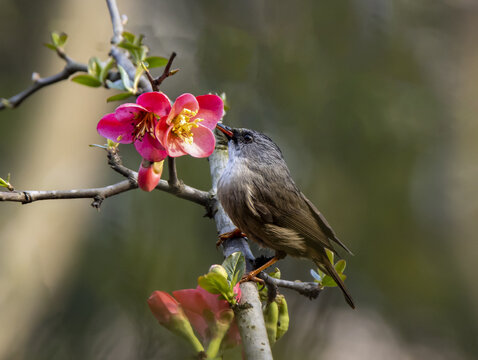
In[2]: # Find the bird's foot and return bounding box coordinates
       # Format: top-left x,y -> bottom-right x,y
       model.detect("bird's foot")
239,255 -> 282,283
216,228 -> 246,247
239,273 -> 265,285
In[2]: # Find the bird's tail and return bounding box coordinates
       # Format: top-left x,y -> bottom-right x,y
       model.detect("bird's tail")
315,256 -> 355,309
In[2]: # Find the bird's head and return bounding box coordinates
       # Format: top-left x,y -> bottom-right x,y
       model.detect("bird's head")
216,123 -> 284,165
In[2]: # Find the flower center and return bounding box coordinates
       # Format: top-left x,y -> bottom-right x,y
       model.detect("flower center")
171,109 -> 203,145
131,112 -> 157,141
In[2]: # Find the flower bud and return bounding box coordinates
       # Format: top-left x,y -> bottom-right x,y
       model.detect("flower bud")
138,159 -> 163,192
208,264 -> 228,279
147,291 -> 204,353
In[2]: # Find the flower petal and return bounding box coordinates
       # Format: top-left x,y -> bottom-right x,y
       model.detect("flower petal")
163,124 -> 188,157
147,291 -> 182,325
172,289 -> 210,341
134,133 -> 168,162
167,93 -> 199,124
137,92 -> 172,116
195,95 -> 224,130
137,160 -> 163,192
115,103 -> 147,123
178,125 -> 216,158
97,113 -> 134,143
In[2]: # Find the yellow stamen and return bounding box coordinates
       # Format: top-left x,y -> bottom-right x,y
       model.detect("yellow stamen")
171,108 -> 203,145
132,112 -> 157,141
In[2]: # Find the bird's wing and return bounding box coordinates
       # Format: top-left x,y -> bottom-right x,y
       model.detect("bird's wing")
251,184 -> 336,252
300,192 -> 353,255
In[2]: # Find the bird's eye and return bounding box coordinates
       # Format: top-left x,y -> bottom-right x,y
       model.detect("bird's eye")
243,134 -> 253,143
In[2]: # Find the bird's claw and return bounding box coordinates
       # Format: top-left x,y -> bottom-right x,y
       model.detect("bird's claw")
216,228 -> 246,247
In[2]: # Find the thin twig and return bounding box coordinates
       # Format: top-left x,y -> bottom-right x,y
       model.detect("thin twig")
154,52 -> 178,89
0,180 -> 136,208
106,147 -> 213,209
259,272 -> 322,299
168,157 -> 180,189
142,52 -> 178,92
0,60 -> 87,110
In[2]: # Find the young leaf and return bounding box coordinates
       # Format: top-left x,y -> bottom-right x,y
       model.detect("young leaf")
222,252 -> 245,286
71,74 -> 102,87
51,31 -> 60,47
122,31 -> 135,43
106,92 -> 134,103
117,65 -> 133,91
198,272 -> 233,301
88,57 -> 102,79
325,248 -> 334,264
43,43 -> 57,51
144,56 -> 168,68
133,65 -> 144,93
118,41 -> 141,52
100,58 -> 115,83
57,32 -> 68,47
334,259 -> 346,274
310,269 -> 322,282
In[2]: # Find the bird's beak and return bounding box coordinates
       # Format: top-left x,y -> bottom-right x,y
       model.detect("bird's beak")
216,123 -> 234,140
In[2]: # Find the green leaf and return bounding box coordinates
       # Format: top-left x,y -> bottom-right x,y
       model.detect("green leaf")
144,56 -> 168,68
71,74 -> 102,87
139,45 -> 148,62
320,273 -> 346,288
334,259 -> 346,274
122,31 -> 135,43
117,65 -> 133,91
100,58 -> 114,83
88,57 -> 102,78
51,32 -> 60,46
222,252 -> 245,287
106,92 -> 134,102
133,65 -> 144,93
325,248 -> 334,264
268,268 -> 281,279
198,272 -> 233,301
57,32 -> 68,47
133,33 -> 145,46
118,41 -> 141,52
43,43 -> 57,51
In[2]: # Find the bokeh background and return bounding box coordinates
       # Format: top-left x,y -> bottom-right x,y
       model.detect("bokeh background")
1,0 -> 477,359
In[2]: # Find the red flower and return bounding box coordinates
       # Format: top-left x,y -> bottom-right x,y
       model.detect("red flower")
97,92 -> 170,162
137,159 -> 164,192
173,286 -> 241,346
156,94 -> 224,158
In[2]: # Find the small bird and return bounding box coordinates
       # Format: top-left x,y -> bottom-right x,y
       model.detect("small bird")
216,123 -> 355,309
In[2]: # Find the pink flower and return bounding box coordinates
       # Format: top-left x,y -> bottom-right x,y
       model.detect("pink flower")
148,291 -> 184,325
137,159 -> 164,192
148,291 -> 204,353
97,92 -> 171,162
156,94 -> 224,158
173,286 -> 241,346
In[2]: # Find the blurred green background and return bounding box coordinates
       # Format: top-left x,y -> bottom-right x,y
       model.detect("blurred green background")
1,0 -> 477,359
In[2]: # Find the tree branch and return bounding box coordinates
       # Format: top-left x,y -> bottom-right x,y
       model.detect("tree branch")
106,0 -> 124,45
106,147 -> 213,209
209,130 -> 273,359
0,179 -> 136,208
259,273 -> 322,300
168,157 -> 179,188
106,0 -> 152,93
0,60 -> 87,110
